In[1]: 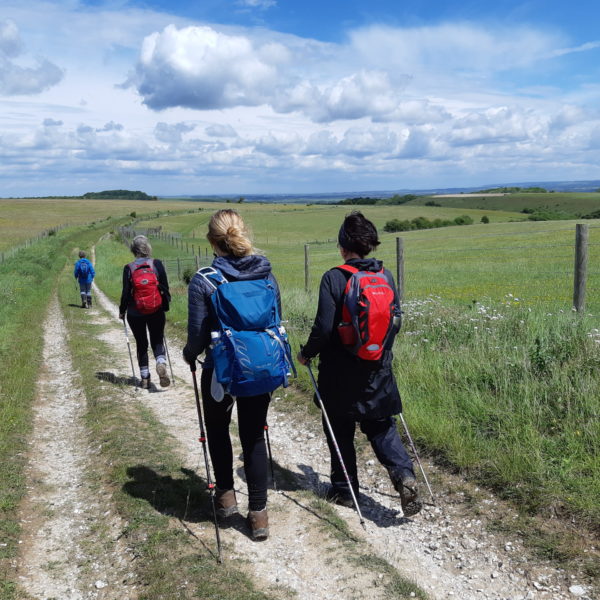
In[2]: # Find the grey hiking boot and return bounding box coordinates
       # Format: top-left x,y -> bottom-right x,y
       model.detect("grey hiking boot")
81,300 -> 87,308
247,508 -> 268,541
215,488 -> 238,519
156,362 -> 170,387
141,376 -> 151,390
323,485 -> 355,508
392,474 -> 422,517
87,296 -> 92,308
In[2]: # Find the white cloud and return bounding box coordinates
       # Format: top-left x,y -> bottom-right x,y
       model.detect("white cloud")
0,19 -> 63,95
154,121 -> 196,144
206,124 -> 238,137
132,24 -> 286,110
0,19 -> 22,57
97,121 -> 124,132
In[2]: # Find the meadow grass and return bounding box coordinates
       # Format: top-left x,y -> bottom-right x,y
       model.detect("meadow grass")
0,197 -> 211,252
411,191 -> 600,216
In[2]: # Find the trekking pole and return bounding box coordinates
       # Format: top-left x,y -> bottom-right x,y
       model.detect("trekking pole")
122,318 -> 138,389
163,335 -> 175,387
398,413 -> 435,504
264,422 -> 277,491
190,364 -> 222,563
305,359 -> 365,529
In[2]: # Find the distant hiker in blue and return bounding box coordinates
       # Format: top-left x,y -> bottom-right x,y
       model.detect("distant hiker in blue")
183,209 -> 284,541
74,250 -> 95,309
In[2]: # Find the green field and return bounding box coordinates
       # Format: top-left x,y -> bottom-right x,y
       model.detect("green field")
411,191 -> 600,216
0,197 -> 206,252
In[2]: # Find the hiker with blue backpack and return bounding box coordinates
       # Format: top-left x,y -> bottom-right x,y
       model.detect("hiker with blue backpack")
119,235 -> 171,390
74,250 -> 95,308
183,209 -> 294,541
297,211 -> 422,517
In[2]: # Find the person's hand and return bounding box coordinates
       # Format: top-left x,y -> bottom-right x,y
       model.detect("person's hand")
297,351 -> 309,366
119,313 -> 125,320
183,345 -> 196,365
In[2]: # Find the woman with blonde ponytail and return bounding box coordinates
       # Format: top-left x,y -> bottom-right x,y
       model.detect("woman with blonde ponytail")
183,209 -> 281,541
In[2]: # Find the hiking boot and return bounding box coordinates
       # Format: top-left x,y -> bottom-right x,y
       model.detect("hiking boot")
393,475 -> 422,517
323,485 -> 355,508
247,508 -> 268,541
215,488 -> 238,519
87,297 -> 92,308
81,300 -> 87,308
141,376 -> 150,390
156,362 -> 170,387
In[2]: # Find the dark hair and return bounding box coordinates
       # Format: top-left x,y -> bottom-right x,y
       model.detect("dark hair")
338,211 -> 380,256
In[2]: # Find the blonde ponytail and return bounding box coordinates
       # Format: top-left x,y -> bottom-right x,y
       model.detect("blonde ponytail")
207,209 -> 253,257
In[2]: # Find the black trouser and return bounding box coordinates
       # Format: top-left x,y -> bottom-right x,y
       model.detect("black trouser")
201,368 -> 271,511
126,311 -> 166,369
322,412 -> 415,495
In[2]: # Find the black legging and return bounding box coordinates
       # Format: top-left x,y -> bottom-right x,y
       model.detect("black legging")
200,368 -> 271,511
126,311 -> 166,369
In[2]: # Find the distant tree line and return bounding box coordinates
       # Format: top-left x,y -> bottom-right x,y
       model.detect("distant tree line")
338,194 -> 418,205
82,189 -> 157,200
474,186 -> 549,193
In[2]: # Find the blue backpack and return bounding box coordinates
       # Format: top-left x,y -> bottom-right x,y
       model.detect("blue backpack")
78,260 -> 90,279
199,267 -> 296,397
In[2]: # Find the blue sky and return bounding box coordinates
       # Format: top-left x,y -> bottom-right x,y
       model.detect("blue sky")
1,0 -> 600,196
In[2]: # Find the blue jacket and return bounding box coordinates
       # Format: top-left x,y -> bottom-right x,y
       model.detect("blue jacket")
184,254 -> 281,367
74,258 -> 95,284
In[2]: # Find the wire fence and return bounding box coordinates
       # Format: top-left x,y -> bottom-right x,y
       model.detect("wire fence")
0,224 -> 68,264
119,223 -> 600,313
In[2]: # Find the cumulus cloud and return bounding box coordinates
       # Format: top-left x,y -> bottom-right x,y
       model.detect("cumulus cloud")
97,121 -> 124,132
131,24 -> 287,110
43,118 -> 62,127
275,71 -> 403,122
154,121 -> 196,144
205,124 -> 238,137
0,19 -> 63,95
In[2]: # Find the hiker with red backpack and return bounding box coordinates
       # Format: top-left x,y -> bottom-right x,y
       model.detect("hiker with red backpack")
74,250 -> 95,308
183,209 -> 294,541
297,211 -> 422,516
119,235 -> 171,390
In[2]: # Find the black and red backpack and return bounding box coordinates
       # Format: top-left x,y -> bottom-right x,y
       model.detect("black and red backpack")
336,264 -> 401,361
128,259 -> 163,315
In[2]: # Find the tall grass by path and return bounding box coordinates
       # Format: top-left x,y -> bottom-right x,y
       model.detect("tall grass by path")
0,218 -> 130,600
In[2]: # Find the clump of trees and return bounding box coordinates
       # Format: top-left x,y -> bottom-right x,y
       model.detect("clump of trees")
383,215 -> 474,232
82,190 -> 157,200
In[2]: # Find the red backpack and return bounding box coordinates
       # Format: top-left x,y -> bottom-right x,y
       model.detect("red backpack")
336,264 -> 400,361
128,259 -> 163,315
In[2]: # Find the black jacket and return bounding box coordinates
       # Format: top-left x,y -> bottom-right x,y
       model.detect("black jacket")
302,257 -> 402,420
184,254 -> 281,367
119,257 -> 171,317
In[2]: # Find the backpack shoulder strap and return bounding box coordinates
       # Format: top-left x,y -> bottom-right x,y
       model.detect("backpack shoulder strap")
335,264 -> 359,275
197,266 -> 228,291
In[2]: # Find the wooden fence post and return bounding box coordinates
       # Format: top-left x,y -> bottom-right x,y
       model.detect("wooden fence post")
396,237 -> 404,302
177,257 -> 181,280
195,255 -> 200,270
573,224 -> 589,312
304,244 -> 309,293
